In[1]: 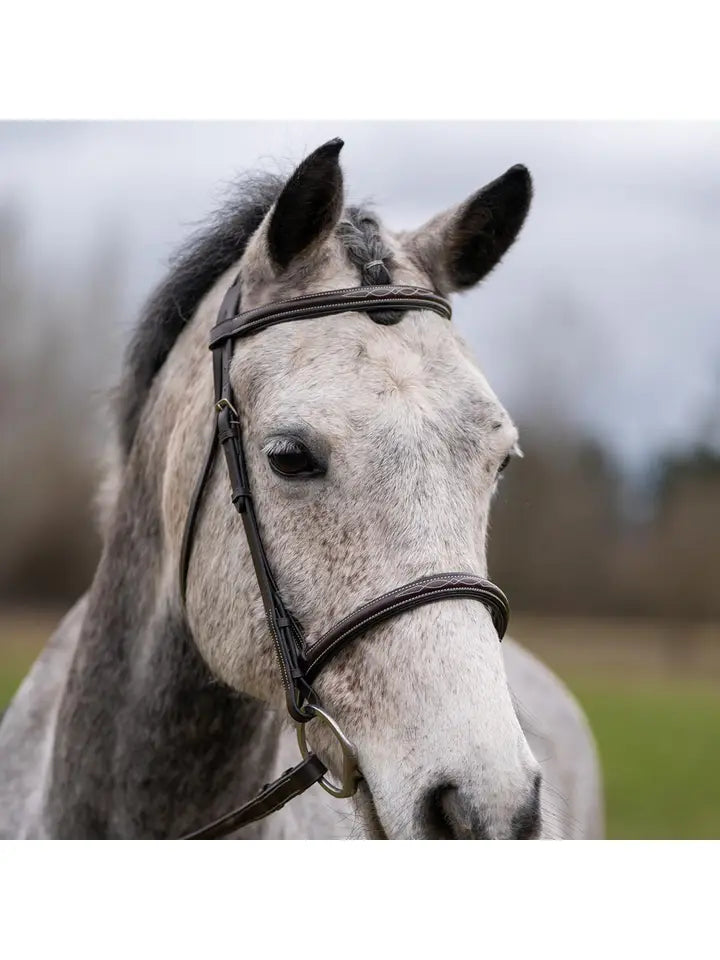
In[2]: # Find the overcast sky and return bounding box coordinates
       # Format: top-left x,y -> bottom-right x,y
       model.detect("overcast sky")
1,121 -> 718,473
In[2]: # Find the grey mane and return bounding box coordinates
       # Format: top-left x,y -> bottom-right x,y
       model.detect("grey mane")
117,175 -> 395,458
117,173 -> 284,456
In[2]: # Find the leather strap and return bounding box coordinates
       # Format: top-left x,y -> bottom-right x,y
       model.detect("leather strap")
303,573 -> 509,682
213,340 -> 310,720
182,754 -> 327,839
179,275 -> 242,600
209,285 -> 452,347
179,425 -> 218,601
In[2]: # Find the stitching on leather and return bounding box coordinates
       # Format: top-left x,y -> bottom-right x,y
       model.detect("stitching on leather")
210,293 -> 451,344
307,588 -> 502,668
305,584 -> 506,669
215,286 -> 446,327
233,284 -> 443,314
243,297 -> 440,327
197,762 -> 324,834
211,298 -> 450,343
307,574 -> 492,647
310,576 -> 496,647
251,782 -> 317,821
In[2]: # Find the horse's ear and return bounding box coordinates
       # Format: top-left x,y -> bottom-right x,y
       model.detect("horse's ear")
267,138 -> 345,270
407,165 -> 532,293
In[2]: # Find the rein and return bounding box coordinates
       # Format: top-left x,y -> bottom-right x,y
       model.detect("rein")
179,280 -> 510,839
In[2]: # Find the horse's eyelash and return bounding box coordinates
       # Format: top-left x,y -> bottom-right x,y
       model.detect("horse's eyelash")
262,437 -> 304,457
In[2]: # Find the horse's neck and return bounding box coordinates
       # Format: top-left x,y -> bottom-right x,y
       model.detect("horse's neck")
46,446 -> 278,839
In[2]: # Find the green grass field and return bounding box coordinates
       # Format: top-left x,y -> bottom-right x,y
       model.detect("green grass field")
1,609 -> 719,839
567,676 -> 720,838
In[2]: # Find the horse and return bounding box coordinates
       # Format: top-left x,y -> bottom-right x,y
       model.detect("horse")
0,139 -> 603,839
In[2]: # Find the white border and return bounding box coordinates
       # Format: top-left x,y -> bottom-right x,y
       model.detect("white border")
1,5 -> 718,954
0,2 -> 718,119
1,841 -> 718,958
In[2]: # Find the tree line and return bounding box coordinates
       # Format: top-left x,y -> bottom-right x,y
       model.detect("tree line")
1,204 -> 718,620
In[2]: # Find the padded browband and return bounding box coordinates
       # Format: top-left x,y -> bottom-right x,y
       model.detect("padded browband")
209,285 -> 452,347
302,573 -> 509,683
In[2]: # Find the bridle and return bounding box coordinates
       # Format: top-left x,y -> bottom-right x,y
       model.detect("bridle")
179,279 -> 510,839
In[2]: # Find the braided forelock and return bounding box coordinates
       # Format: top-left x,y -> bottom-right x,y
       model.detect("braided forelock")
337,206 -> 402,325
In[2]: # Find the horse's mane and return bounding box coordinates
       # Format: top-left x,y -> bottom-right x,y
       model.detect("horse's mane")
95,161 -> 397,534
116,172 -> 285,458
114,168 -> 394,469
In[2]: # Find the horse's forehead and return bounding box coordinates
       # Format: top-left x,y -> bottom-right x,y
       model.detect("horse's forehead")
233,218 -> 511,440
238,312 -> 511,441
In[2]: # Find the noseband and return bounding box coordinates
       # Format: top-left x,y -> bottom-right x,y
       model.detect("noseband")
179,281 -> 510,839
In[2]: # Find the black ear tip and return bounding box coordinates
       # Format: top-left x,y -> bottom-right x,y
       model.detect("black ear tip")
502,164 -> 533,207
507,163 -> 532,185
317,137 -> 345,157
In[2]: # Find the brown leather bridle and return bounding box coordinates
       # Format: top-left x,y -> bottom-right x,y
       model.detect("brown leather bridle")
179,279 -> 510,839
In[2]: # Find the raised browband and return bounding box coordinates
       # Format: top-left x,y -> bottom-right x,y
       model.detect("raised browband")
209,284 -> 452,347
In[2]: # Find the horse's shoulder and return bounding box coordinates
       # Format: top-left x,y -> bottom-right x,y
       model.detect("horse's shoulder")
0,595 -> 87,838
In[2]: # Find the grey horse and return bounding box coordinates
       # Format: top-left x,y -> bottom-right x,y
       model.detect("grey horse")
0,140 -> 603,839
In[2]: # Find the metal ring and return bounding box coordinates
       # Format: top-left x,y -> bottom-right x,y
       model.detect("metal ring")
296,704 -> 361,799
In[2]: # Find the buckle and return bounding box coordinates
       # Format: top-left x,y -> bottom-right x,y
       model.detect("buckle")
215,397 -> 238,416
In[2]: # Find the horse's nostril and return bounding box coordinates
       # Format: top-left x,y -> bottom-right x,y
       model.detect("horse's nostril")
424,784 -> 488,840
423,774 -> 542,839
512,773 -> 542,839
424,784 -> 460,839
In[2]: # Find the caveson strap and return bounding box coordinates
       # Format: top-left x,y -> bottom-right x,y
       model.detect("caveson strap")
182,754 -> 327,839
302,573 -> 509,683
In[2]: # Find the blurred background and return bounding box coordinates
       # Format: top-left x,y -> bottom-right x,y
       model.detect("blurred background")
1,121 -> 718,838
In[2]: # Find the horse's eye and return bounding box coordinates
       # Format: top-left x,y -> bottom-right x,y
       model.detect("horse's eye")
498,454 -> 511,475
266,440 -> 323,478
